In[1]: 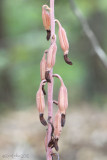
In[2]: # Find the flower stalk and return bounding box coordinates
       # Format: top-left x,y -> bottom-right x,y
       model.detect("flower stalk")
36,0 -> 72,159
46,0 -> 55,159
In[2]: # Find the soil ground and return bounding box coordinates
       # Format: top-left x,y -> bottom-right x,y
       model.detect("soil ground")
0,104 -> 107,160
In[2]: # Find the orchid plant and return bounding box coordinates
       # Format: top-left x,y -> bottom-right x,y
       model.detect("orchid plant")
36,0 -> 72,159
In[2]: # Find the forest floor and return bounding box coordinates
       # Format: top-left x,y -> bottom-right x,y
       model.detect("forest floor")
0,103 -> 107,160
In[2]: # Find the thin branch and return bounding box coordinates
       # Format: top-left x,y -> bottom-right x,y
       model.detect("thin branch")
70,0 -> 107,69
53,100 -> 58,105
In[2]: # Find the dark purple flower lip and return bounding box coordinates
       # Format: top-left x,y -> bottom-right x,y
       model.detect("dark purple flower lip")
46,30 -> 51,41
61,114 -> 65,127
39,114 -> 47,126
64,54 -> 72,65
42,85 -> 46,95
45,70 -> 51,83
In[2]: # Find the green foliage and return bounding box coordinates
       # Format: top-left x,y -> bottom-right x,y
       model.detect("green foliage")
0,0 -> 107,109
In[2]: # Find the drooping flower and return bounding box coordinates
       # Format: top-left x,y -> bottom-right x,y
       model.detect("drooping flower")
40,52 -> 47,81
52,74 -> 68,127
58,80 -> 68,127
58,82 -> 68,113
47,42 -> 57,71
40,50 -> 48,95
42,5 -> 51,40
50,109 -> 62,151
54,110 -> 62,139
55,19 -> 72,65
36,80 -> 47,126
45,42 -> 57,82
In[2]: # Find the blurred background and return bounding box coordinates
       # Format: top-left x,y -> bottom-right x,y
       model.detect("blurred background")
0,0 -> 107,160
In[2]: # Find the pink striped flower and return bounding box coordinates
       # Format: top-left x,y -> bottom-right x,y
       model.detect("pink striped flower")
55,19 -> 72,65
52,74 -> 68,116
58,82 -> 68,113
42,5 -> 51,40
36,80 -> 47,126
47,42 -> 57,71
58,77 -> 68,127
54,110 -> 62,140
45,42 -> 57,82
40,52 -> 46,81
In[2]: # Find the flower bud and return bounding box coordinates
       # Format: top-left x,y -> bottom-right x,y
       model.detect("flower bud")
56,19 -> 69,54
42,5 -> 51,40
55,19 -> 72,65
40,52 -> 47,95
58,81 -> 68,113
53,74 -> 68,114
36,81 -> 47,126
47,42 -> 57,71
58,81 -> 68,127
54,110 -> 62,139
40,53 -> 46,81
45,42 -> 57,82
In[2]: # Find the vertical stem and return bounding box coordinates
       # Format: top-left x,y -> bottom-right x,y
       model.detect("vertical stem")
47,0 -> 55,160
50,0 -> 55,37
47,70 -> 53,160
